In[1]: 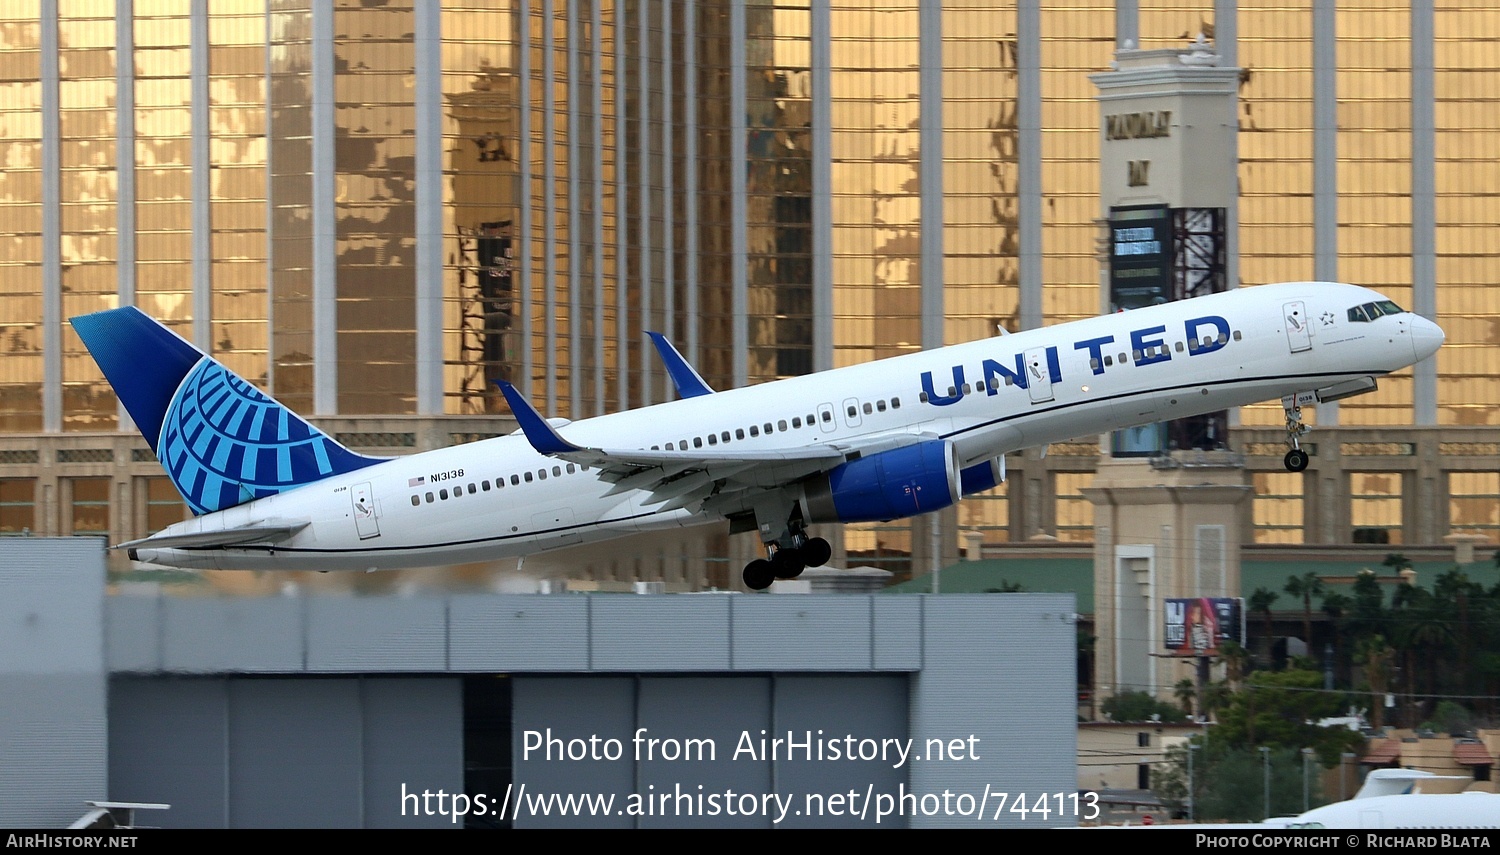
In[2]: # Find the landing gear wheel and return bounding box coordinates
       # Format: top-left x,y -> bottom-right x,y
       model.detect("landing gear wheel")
801,537 -> 832,568
1281,394 -> 1312,473
771,548 -> 806,579
743,559 -> 775,591
1284,448 -> 1309,472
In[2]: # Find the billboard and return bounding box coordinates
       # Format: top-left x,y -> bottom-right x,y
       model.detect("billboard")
1163,597 -> 1243,657
1108,205 -> 1173,311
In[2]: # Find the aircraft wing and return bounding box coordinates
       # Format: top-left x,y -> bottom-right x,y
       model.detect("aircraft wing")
117,520 -> 310,551
497,381 -> 919,512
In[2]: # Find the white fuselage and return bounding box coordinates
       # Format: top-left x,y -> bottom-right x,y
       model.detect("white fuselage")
1281,791 -> 1500,829
133,282 -> 1439,571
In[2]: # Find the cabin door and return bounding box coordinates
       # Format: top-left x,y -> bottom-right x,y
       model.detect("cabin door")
351,482 -> 380,540
1284,301 -> 1312,353
1024,347 -> 1054,404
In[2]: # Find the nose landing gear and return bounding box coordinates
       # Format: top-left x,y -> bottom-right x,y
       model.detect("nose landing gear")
1284,447 -> 1309,473
1281,394 -> 1311,472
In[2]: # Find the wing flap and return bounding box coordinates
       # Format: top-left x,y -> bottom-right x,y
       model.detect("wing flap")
640,464 -> 756,508
602,461 -> 699,496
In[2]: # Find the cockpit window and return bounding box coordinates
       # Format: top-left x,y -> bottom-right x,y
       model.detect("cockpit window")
1348,300 -> 1405,323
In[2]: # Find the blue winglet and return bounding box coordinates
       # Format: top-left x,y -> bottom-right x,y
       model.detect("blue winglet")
496,381 -> 582,456
646,331 -> 715,398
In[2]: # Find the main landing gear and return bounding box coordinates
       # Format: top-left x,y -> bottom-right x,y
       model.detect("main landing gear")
742,529 -> 832,591
1281,394 -> 1311,473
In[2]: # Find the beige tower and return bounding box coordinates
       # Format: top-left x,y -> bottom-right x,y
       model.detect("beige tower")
1085,39 -> 1248,715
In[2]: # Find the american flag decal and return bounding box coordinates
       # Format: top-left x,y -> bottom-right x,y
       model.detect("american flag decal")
408,476 -> 425,487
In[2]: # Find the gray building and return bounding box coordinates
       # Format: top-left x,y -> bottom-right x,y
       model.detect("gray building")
4,539 -> 1078,828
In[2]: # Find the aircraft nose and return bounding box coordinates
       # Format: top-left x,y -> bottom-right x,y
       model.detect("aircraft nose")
1410,315 -> 1445,362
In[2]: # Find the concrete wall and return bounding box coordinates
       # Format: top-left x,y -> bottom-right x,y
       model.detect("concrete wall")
106,591 -> 1078,828
109,676 -> 463,828
0,539 -> 108,828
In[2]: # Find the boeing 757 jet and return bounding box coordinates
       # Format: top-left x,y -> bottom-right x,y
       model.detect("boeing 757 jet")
72,281 -> 1442,589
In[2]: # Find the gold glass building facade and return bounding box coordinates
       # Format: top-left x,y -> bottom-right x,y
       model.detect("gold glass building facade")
2,1 -> 1498,581
0,3 -> 43,432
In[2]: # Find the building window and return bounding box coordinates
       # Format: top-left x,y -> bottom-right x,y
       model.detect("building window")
957,481 -> 1009,546
69,478 -> 110,537
1054,472 -> 1093,542
1351,472 -> 1404,545
1253,471 -> 1305,544
1448,471 -> 1500,541
140,477 -> 187,538
842,522 -> 913,583
0,479 -> 35,535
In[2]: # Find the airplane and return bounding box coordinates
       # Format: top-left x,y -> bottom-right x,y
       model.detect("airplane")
1104,769 -> 1500,830
71,280 -> 1444,589
1278,768 -> 1500,829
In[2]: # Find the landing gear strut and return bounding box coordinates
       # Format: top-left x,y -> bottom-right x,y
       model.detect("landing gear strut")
1281,394 -> 1310,473
741,522 -> 832,591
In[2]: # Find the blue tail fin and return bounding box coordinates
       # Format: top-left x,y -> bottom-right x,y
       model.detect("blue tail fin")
71,307 -> 383,515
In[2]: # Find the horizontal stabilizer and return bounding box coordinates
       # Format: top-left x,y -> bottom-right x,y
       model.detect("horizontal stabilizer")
119,520 -> 309,551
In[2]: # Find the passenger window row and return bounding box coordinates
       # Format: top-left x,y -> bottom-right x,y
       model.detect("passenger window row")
410,463 -> 591,506
845,397 -> 902,418
646,399 -> 898,452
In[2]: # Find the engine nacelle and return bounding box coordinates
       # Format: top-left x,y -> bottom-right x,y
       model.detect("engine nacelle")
801,440 -> 961,524
959,457 -> 1006,496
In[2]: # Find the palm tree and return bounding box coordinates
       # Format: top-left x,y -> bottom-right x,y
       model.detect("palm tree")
1175,677 -> 1198,717
1320,590 -> 1352,685
1321,591 -> 1351,621
1217,638 -> 1249,690
1389,581 -> 1420,725
1387,582 -> 1458,726
1249,587 -> 1279,665
1383,553 -> 1413,573
1355,634 -> 1395,730
1284,572 -> 1325,650
1347,569 -> 1386,644
1435,569 -> 1481,692
1397,588 -> 1457,711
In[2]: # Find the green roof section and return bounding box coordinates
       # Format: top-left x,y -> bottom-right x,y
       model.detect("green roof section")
889,555 -> 1500,614
885,557 -> 1097,610
1243,557 -> 1500,599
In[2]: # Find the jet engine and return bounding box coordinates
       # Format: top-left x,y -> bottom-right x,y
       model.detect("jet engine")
959,456 -> 1005,496
800,440 -> 961,524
